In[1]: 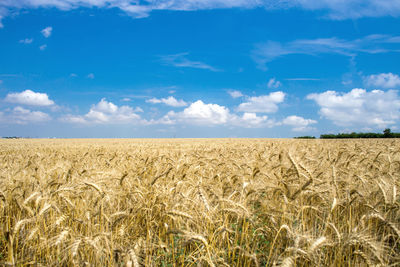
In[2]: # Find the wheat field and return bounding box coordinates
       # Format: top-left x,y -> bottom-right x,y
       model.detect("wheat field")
0,138 -> 399,266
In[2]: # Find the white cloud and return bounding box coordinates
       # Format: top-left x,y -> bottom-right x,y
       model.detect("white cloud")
282,115 -> 317,132
252,34 -> 400,70
62,98 -> 141,124
0,7 -> 6,28
0,106 -> 51,124
177,100 -> 229,124
60,97 -> 279,128
228,90 -> 243,98
87,73 -> 95,79
121,97 -> 131,102
62,115 -> 86,124
155,100 -> 275,128
237,91 -> 285,113
158,100 -> 229,125
5,89 -> 55,106
152,111 -> 177,125
364,73 -> 400,88
160,53 -> 220,72
267,78 -> 282,88
39,44 -> 47,50
232,112 -> 275,128
19,38 -> 33,44
41,26 -> 52,38
294,0 -> 400,20
134,107 -> 144,113
307,88 -> 400,128
70,73 -> 78,77
1,0 -> 400,26
342,80 -> 353,86
146,96 -> 187,107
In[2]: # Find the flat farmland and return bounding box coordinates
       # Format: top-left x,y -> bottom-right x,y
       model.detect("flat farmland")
0,139 -> 399,266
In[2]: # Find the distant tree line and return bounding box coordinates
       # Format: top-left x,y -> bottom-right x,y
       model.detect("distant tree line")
295,129 -> 400,139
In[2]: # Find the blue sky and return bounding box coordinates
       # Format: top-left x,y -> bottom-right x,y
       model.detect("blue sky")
1,0 -> 400,138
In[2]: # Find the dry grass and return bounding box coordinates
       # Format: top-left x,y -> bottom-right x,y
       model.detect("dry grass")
0,138 -> 399,266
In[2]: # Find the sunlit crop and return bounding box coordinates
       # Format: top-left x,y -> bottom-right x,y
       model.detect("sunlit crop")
0,139 -> 399,266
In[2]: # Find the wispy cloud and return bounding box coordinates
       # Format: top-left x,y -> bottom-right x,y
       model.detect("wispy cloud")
0,74 -> 21,77
19,38 -> 33,44
41,26 -> 52,38
227,90 -> 244,98
160,53 -> 221,72
267,78 -> 282,88
252,34 -> 400,70
146,96 -> 187,107
39,44 -> 47,51
292,0 -> 400,20
0,6 -> 7,28
1,0 -> 400,27
87,73 -> 95,79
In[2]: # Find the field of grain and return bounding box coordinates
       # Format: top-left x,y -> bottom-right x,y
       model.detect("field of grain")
0,139 -> 399,266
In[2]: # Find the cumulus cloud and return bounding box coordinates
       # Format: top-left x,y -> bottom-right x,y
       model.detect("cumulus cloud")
231,112 -> 275,128
282,115 -> 317,132
155,100 -> 230,125
267,78 -> 282,88
160,53 -> 220,72
155,100 -> 274,128
41,26 -> 52,38
19,38 -> 33,44
39,44 -> 47,50
228,90 -> 244,98
0,106 -> 51,124
364,73 -> 400,88
62,98 -> 142,124
146,96 -> 187,107
237,91 -> 285,113
174,100 -> 229,125
5,89 -> 55,106
252,34 -> 400,70
307,88 -> 400,128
